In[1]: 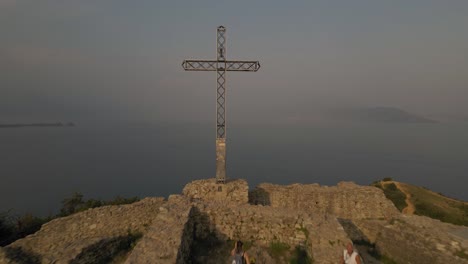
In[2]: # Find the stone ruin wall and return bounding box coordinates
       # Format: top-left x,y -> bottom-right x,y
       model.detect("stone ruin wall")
190,201 -> 352,263
192,202 -> 311,247
249,181 -> 399,220
0,197 -> 165,264
182,178 -> 249,204
180,179 -> 359,263
123,191 -> 348,264
183,179 -> 313,250
124,195 -> 194,264
3,179 -> 467,264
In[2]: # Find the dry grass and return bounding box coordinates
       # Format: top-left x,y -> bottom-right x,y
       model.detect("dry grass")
373,180 -> 468,226
401,183 -> 468,226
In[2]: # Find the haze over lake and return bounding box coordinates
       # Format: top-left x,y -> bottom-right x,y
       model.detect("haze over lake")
1,121 -> 467,217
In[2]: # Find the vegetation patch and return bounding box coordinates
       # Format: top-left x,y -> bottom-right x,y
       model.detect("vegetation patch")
373,179 -> 468,226
378,254 -> 398,264
4,246 -> 42,264
269,241 -> 290,258
60,192 -> 140,216
455,249 -> 468,260
0,212 -> 50,247
289,246 -> 313,264
414,200 -> 468,226
0,193 -> 140,246
404,184 -> 468,226
378,183 -> 407,211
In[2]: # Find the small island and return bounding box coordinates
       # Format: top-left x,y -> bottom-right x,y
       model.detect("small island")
0,122 -> 75,128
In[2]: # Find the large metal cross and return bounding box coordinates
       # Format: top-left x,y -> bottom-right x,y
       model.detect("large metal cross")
182,26 -> 260,184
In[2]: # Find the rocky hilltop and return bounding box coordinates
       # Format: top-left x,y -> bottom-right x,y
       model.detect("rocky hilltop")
1,179 -> 467,264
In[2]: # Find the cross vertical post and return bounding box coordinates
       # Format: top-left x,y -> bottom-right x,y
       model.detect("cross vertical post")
182,26 -> 260,184
216,26 -> 227,183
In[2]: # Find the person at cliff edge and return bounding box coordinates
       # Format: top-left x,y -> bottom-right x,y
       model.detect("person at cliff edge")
340,242 -> 361,264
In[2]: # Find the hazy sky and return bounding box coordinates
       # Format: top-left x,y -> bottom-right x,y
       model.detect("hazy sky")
1,0 -> 467,124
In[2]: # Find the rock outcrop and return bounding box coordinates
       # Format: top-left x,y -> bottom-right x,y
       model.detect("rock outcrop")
1,179 -> 467,264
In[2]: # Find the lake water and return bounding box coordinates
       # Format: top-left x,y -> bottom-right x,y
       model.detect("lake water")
1,121 -> 467,216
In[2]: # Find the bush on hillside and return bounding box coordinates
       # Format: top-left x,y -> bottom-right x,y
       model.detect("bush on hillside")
60,192 -> 85,216
60,193 -> 140,217
381,183 -> 407,212
16,213 -> 49,239
0,212 -> 13,246
1,193 -> 140,246
0,212 -> 49,247
414,200 -> 468,226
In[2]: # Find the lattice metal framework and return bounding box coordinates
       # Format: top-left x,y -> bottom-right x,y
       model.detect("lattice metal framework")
182,26 -> 260,183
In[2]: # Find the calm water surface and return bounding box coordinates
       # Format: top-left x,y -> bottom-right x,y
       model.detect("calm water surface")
1,122 -> 467,216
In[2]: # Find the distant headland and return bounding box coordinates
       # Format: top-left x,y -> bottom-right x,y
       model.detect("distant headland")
0,122 -> 75,128
330,106 -> 437,123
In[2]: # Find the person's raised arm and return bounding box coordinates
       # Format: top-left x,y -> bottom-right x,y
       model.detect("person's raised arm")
244,252 -> 250,264
231,241 -> 237,256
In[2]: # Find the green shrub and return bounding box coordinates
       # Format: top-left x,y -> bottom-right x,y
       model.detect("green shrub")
1,193 -> 141,246
16,213 -> 48,238
381,183 -> 407,211
0,212 -> 49,246
269,241 -> 290,258
107,196 -> 140,206
60,192 -> 85,216
379,254 -> 398,264
60,193 -> 140,217
4,247 -> 41,264
455,249 -> 468,260
0,212 -> 14,246
382,177 -> 393,182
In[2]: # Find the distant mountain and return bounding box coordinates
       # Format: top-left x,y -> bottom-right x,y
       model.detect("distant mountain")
330,107 -> 437,123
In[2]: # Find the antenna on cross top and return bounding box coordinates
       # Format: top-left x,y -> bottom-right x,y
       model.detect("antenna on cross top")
182,26 -> 261,184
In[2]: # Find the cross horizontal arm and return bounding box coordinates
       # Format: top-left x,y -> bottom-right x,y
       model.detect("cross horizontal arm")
182,60 -> 260,72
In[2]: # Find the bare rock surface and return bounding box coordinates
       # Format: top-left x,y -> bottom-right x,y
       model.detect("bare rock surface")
354,215 -> 468,264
